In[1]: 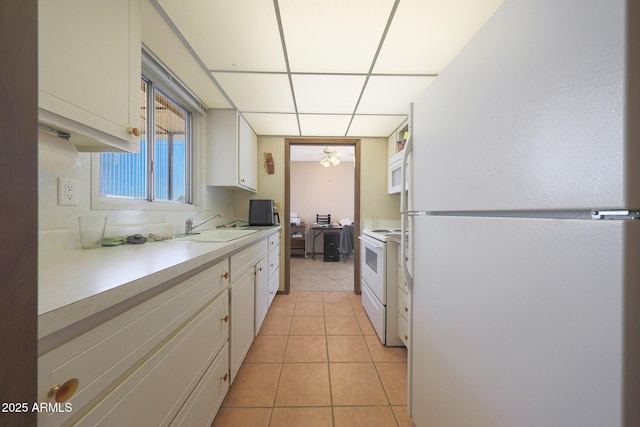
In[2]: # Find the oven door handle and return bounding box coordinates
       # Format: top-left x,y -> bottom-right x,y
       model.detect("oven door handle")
358,235 -> 385,250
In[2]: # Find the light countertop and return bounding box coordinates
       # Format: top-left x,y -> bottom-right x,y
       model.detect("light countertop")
38,226 -> 280,339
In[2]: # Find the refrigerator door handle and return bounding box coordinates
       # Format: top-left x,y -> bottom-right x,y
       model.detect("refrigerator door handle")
401,104 -> 414,291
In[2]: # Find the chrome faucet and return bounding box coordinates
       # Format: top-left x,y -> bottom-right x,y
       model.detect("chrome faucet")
185,212 -> 223,234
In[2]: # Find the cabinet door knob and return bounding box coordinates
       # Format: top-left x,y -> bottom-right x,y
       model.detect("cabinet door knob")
404,307 -> 408,313
126,126 -> 141,137
48,378 -> 79,402
221,272 -> 229,280
221,373 -> 229,382
221,315 -> 229,323
404,335 -> 409,341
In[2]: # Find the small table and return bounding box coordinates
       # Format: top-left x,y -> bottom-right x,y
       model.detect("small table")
310,225 -> 342,260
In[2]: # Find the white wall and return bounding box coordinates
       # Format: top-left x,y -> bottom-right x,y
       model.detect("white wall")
290,161 -> 354,225
290,160 -> 354,252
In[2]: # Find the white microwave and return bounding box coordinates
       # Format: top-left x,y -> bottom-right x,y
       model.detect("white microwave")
388,151 -> 403,194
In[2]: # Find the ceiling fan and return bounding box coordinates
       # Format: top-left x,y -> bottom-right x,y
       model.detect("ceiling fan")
293,145 -> 355,165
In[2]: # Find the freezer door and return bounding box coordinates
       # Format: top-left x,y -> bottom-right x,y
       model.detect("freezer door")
412,0 -> 638,211
411,215 -> 639,427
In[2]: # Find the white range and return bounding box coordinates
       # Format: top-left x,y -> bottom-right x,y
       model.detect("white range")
359,227 -> 403,347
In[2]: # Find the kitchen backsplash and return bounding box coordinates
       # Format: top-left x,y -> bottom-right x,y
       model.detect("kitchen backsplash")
39,153 -> 234,251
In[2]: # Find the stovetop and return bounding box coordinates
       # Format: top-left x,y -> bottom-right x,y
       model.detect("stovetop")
362,227 -> 402,242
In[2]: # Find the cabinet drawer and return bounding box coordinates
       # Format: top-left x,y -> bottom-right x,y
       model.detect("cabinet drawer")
397,259 -> 409,293
170,342 -> 229,427
73,291 -> 229,426
230,239 -> 268,280
398,313 -> 409,348
268,244 -> 280,278
37,259 -> 229,427
397,287 -> 410,322
268,266 -> 280,307
268,232 -> 280,250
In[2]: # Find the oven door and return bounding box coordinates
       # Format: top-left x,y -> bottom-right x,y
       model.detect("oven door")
360,234 -> 386,304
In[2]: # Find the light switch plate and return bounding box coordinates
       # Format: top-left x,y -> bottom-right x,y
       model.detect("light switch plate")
58,178 -> 79,206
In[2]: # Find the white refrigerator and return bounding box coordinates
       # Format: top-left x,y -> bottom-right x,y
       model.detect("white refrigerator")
402,1 -> 640,426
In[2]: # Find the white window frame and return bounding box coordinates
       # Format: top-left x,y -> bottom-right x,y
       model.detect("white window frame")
92,46 -> 207,211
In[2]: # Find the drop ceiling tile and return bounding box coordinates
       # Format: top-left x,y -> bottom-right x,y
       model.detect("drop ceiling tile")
374,0 -> 504,74
143,1 -> 230,109
298,114 -> 352,136
347,115 -> 407,137
357,76 -> 436,114
292,74 -> 366,114
242,113 -> 300,136
158,0 -> 286,72
279,0 -> 396,73
212,72 -> 295,112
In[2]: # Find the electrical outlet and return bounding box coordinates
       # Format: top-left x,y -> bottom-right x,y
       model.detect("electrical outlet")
58,178 -> 79,206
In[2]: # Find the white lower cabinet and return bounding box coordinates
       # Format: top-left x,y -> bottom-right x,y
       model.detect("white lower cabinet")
254,256 -> 269,335
38,259 -> 229,427
267,232 -> 281,307
229,239 -> 267,382
229,268 -> 255,383
37,230 -> 281,426
171,342 -> 229,427
257,232 -> 280,334
74,291 -> 229,426
397,243 -> 411,347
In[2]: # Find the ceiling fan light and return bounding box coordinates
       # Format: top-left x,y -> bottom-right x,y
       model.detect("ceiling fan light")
320,156 -> 331,167
330,155 -> 340,165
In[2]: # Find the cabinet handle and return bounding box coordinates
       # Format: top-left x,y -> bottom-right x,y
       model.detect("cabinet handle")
126,126 -> 141,137
404,335 -> 409,341
258,267 -> 262,272
221,315 -> 229,323
241,178 -> 245,183
404,307 -> 408,313
221,373 -> 229,382
405,256 -> 409,262
48,378 -> 79,402
221,272 -> 229,280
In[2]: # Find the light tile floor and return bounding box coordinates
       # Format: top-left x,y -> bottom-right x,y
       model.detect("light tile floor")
290,257 -> 354,292
212,291 -> 415,427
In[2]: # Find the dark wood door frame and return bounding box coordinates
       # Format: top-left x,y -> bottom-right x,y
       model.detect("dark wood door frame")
283,138 -> 361,295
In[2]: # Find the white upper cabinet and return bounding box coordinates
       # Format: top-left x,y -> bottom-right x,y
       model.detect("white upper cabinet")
38,0 -> 141,152
206,110 -> 257,192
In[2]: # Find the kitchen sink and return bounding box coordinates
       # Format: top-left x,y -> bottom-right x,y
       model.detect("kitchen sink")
175,228 -> 258,242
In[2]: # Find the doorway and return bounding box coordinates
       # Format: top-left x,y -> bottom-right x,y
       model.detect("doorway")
283,138 -> 361,295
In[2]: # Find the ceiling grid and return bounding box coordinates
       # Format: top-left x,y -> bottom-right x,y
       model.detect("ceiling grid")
154,0 -> 505,137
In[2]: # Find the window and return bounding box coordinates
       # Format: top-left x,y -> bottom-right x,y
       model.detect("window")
99,76 -> 191,203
